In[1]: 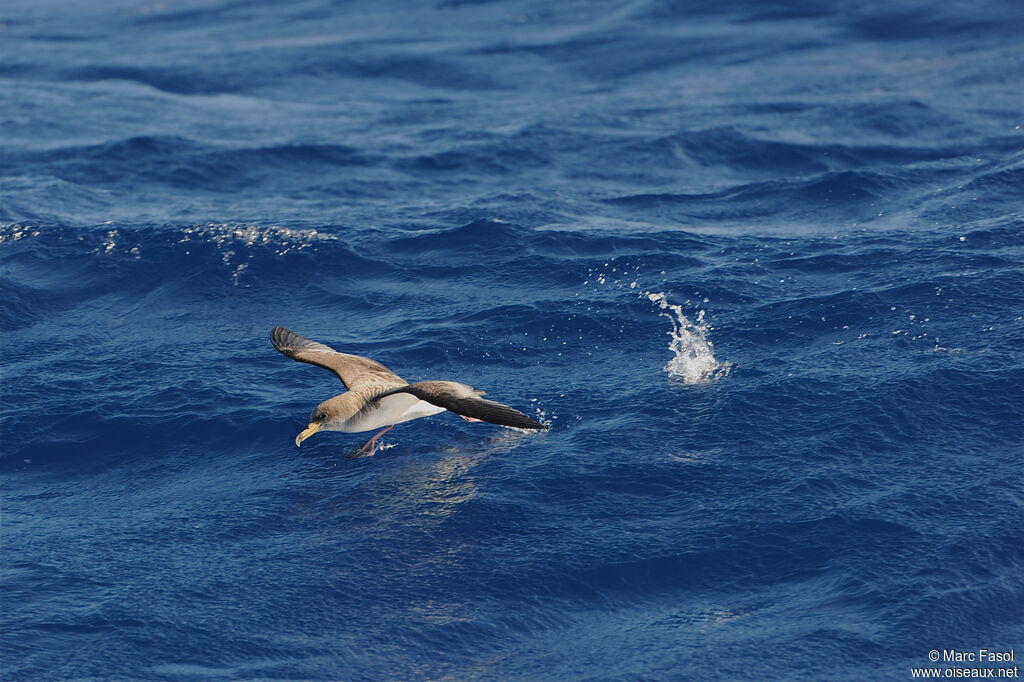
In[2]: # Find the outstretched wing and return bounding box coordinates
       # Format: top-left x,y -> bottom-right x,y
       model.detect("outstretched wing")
377,381 -> 548,430
271,326 -> 407,390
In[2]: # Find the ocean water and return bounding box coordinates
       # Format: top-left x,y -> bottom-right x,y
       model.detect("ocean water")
2,0 -> 1023,680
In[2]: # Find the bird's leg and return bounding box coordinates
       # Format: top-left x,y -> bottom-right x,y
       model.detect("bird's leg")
459,415 -> 484,423
353,424 -> 394,457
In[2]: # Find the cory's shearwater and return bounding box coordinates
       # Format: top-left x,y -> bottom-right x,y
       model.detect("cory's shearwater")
271,326 -> 548,455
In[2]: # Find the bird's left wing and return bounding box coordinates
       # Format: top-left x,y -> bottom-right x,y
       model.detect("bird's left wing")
376,381 -> 549,430
271,326 -> 407,390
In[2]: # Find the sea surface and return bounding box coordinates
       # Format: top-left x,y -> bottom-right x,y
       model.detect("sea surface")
2,1 -> 1023,680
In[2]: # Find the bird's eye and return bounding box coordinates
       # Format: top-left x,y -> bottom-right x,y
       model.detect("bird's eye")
316,412 -> 327,421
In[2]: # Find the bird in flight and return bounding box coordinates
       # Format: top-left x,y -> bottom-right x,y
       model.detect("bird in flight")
271,327 -> 548,455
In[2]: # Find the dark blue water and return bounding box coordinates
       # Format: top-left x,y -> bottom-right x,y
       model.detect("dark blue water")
3,1 -> 1023,679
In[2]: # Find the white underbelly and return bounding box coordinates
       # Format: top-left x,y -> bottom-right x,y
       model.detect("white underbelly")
340,394 -> 447,432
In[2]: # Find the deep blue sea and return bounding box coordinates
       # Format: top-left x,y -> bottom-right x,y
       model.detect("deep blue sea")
2,1 -> 1023,680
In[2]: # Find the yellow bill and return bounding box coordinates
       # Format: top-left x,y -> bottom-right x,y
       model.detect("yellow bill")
294,422 -> 321,447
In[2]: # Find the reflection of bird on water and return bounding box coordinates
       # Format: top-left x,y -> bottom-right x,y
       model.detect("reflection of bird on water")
271,327 -> 548,456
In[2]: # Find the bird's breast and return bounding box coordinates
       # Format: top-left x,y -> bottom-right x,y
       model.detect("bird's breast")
336,392 -> 445,432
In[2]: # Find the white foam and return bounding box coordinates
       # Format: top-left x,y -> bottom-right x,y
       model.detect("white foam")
582,265 -> 732,384
646,292 -> 732,384
178,223 -> 336,285
0,224 -> 41,244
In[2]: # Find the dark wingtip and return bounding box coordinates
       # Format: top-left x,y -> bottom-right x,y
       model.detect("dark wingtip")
517,418 -> 550,431
480,403 -> 550,431
271,325 -> 299,347
271,327 -> 338,357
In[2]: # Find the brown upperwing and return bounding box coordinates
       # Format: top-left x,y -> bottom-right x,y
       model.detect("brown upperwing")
271,326 -> 407,390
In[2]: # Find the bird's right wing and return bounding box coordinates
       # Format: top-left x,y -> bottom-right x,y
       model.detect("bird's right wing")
377,381 -> 549,430
271,326 -> 407,390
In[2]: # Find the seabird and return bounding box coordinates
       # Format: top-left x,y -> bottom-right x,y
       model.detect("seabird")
271,326 -> 548,455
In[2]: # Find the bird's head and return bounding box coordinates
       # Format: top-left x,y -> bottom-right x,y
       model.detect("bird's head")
294,402 -> 335,447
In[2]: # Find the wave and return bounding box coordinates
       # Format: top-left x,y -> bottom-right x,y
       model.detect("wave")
9,136 -> 371,192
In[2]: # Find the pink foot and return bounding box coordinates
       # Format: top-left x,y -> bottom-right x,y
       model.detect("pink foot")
459,415 -> 484,423
352,424 -> 394,456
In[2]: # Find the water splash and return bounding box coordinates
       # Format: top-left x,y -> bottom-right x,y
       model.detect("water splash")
0,224 -> 41,244
178,223 -> 336,285
646,292 -> 732,384
582,264 -> 731,383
